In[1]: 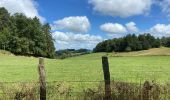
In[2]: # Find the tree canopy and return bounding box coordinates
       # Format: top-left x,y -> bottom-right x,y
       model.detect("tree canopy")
93,33 -> 165,52
0,7 -> 55,58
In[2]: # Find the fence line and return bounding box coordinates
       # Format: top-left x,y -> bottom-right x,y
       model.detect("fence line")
0,80 -> 105,83
0,57 -> 158,100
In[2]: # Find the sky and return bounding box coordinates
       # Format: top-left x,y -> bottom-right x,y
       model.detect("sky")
1,0 -> 170,50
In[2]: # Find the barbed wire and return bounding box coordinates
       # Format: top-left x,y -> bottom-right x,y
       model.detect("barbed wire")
0,80 -> 106,83
1,77 -> 170,83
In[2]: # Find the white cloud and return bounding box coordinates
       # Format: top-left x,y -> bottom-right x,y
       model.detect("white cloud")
52,16 -> 90,33
158,0 -> 170,18
52,31 -> 103,50
0,0 -> 45,23
89,0 -> 153,17
150,24 -> 170,37
53,31 -> 70,41
100,23 -> 127,34
100,22 -> 140,34
125,22 -> 139,32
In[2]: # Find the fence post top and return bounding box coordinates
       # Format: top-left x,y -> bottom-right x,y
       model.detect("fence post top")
39,57 -> 44,65
102,56 -> 108,59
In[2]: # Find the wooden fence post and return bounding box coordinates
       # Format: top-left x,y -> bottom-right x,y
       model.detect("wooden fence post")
38,57 -> 46,100
102,56 -> 112,100
142,81 -> 152,100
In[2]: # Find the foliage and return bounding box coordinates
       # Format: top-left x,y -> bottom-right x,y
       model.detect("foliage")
0,7 -> 55,58
161,37 -> 170,47
55,49 -> 91,59
93,34 -> 161,52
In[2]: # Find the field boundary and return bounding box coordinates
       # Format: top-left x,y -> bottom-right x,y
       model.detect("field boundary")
0,57 -> 157,100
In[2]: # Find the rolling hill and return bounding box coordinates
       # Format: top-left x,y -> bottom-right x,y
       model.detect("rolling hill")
111,47 -> 170,56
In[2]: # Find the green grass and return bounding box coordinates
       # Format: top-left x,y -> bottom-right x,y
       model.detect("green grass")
0,50 -> 170,83
1,48 -> 170,99
1,48 -> 170,91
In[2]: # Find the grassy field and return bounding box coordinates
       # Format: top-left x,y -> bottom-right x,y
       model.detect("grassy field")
1,48 -> 170,99
0,47 -> 170,84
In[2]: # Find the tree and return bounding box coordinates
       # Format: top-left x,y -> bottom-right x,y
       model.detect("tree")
138,34 -> 151,50
162,37 -> 170,47
0,28 -> 10,50
0,7 -> 56,58
93,40 -> 108,52
0,7 -> 11,31
93,33 -> 162,53
42,23 -> 55,58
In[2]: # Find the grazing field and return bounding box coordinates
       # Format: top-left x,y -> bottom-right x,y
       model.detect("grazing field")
0,47 -> 170,84
1,48 -> 170,99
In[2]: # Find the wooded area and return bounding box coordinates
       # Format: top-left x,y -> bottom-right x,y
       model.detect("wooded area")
94,33 -> 170,52
0,7 -> 55,58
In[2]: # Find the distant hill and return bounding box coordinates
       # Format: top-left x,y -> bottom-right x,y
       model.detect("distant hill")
56,49 -> 91,59
1,47 -> 170,58
111,47 -> 170,56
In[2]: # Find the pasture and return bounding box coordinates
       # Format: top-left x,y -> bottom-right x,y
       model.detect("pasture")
1,48 -> 170,99
0,48 -> 170,84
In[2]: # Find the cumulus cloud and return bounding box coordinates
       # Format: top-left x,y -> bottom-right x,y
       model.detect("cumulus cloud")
52,31 -> 103,50
100,23 -> 127,34
52,16 -> 90,33
0,0 -> 45,23
158,0 -> 170,17
89,0 -> 152,17
125,22 -> 139,32
150,24 -> 170,37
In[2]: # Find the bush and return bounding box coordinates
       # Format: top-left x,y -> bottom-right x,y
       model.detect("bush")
125,46 -> 131,52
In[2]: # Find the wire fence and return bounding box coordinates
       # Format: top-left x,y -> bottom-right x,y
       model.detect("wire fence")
0,81 -> 103,99
1,57 -> 170,100
0,80 -> 170,100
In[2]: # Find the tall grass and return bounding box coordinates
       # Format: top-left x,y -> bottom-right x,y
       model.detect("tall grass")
1,81 -> 170,100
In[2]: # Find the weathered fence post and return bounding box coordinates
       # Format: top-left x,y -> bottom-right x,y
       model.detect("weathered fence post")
142,81 -> 152,100
38,57 -> 46,100
102,56 -> 112,100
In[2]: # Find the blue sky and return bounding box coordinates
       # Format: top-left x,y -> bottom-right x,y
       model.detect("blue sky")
1,0 -> 170,50
38,0 -> 166,34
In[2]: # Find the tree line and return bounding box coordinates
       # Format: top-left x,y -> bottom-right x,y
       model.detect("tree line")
56,49 -> 91,59
0,7 -> 55,58
93,33 -> 170,52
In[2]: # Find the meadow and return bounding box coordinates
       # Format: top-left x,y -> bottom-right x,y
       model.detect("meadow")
0,48 -> 170,84
1,48 -> 170,99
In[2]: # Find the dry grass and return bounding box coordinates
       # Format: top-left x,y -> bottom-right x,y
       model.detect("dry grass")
76,81 -> 170,100
0,50 -> 13,56
0,81 -> 170,100
111,47 -> 170,57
